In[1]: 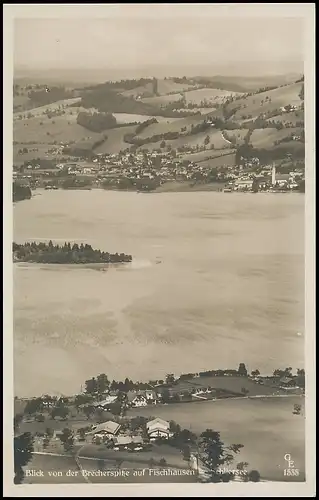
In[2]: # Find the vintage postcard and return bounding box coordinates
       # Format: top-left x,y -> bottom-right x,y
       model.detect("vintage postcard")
3,3 -> 315,497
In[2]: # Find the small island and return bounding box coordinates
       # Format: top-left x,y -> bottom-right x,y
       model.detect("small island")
13,241 -> 132,264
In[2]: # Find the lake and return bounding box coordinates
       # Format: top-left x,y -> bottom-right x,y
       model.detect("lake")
13,190 -> 304,397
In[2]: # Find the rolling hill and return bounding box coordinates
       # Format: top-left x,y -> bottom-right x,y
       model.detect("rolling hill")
227,82 -> 303,121
12,73 -> 305,167
250,127 -> 303,148
184,88 -> 244,105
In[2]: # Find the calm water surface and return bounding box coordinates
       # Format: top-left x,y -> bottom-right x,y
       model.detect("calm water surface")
13,190 -> 304,397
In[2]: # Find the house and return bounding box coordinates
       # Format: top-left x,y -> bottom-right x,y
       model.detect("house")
113,435 -> 144,449
146,418 -> 172,440
89,421 -> 121,437
279,376 -> 296,388
275,174 -> 290,186
144,390 -> 158,403
234,179 -> 254,190
127,390 -> 158,407
127,391 -> 148,407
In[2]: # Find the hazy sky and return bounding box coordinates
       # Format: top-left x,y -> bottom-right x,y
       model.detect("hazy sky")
14,15 -> 304,73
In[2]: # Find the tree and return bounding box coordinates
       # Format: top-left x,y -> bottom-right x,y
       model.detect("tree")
251,369 -> 260,377
74,393 -> 93,409
78,427 -> 87,441
204,135 -> 210,146
160,140 -> 166,149
293,404 -> 302,415
161,388 -> 171,404
83,405 -> 95,420
182,444 -> 191,462
85,377 -> 98,394
14,413 -> 23,433
198,429 -> 244,482
14,432 -> 34,484
45,427 -> 54,439
165,374 -> 175,385
238,363 -> 247,377
24,398 -> 43,416
58,428 -> 74,452
96,373 -> 110,394
159,458 -> 167,467
252,178 -> 259,193
248,469 -> 261,482
169,420 -> 181,435
50,404 -> 69,421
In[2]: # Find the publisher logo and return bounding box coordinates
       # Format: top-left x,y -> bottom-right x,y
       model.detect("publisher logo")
283,453 -> 299,477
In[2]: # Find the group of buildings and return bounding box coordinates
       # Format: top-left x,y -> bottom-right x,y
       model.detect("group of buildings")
13,147 -> 304,193
88,417 -> 173,448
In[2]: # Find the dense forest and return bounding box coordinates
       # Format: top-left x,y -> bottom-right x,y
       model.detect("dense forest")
76,111 -> 117,132
13,182 -> 32,202
13,241 -> 133,264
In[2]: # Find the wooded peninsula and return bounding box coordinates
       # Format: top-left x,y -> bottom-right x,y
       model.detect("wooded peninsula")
12,241 -> 133,264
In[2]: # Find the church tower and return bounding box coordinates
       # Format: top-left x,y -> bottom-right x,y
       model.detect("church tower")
271,164 -> 276,185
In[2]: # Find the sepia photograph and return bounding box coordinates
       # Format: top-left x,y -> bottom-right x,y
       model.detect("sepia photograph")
4,3 -> 315,497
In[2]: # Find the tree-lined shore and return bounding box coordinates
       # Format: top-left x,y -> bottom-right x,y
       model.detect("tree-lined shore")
12,241 -> 132,264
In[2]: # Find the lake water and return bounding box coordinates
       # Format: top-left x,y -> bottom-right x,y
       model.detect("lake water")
13,190 -> 305,397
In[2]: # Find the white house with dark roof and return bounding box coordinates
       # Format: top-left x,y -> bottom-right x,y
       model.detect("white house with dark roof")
146,418 -> 172,440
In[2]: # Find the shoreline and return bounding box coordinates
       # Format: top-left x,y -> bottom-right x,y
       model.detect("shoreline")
27,184 -> 306,195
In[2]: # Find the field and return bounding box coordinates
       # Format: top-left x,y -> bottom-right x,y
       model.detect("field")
249,127 -> 303,148
135,111 -> 216,140
169,375 -> 288,397
199,153 -> 237,169
128,396 -> 305,481
184,88 -> 243,105
266,110 -> 304,126
93,125 -> 138,154
13,113 -> 100,144
13,98 -> 82,120
179,149 -> 237,163
229,82 -> 303,121
13,143 -> 62,163
112,113 -> 180,124
137,129 -> 230,152
197,74 -> 302,92
222,129 -> 249,146
140,94 -> 184,106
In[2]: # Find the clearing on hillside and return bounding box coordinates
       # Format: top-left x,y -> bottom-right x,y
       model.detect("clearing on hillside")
112,113 -> 180,124
13,98 -> 82,120
13,113 -> 100,144
221,129 -> 249,147
266,110 -> 304,126
140,94 -> 184,106
135,111 -> 217,140
184,88 -> 243,105
92,125 -> 138,154
137,129 -> 230,152
249,127 -> 303,148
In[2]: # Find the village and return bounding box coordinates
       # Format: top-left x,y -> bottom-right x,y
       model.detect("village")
13,146 -> 305,194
